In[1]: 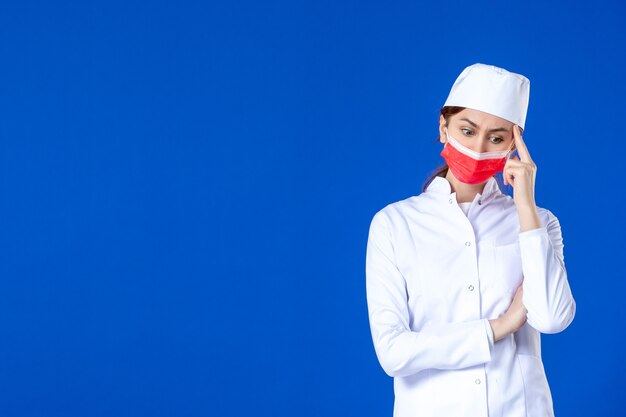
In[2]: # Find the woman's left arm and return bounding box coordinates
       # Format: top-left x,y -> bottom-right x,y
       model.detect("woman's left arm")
503,125 -> 577,334
518,209 -> 576,333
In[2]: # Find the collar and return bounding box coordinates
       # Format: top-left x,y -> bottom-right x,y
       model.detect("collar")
425,175 -> 502,202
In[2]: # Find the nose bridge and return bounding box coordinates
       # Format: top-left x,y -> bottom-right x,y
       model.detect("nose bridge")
468,133 -> 489,153
478,136 -> 491,153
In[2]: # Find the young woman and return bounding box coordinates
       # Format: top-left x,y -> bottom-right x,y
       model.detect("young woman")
365,63 -> 576,417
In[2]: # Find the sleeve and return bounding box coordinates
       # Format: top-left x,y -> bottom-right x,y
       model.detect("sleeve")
484,318 -> 495,350
518,209 -> 576,334
366,211 -> 493,378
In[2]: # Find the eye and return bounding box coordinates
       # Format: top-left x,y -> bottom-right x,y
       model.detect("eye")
489,136 -> 504,144
461,128 -> 473,136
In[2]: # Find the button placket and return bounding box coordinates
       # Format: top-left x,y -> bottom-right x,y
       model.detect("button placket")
463,234 -> 481,320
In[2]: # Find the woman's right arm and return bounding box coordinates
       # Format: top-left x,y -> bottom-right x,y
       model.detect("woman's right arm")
366,211 -> 495,378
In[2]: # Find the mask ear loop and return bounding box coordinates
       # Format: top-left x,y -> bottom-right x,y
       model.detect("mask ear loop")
504,139 -> 516,160
501,139 -> 516,190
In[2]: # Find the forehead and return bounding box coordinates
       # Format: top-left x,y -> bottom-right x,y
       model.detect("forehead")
453,108 -> 513,128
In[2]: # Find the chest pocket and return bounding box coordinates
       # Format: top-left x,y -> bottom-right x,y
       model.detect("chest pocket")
492,239 -> 524,298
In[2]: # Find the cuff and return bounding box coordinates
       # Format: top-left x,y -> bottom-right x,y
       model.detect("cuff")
483,319 -> 495,351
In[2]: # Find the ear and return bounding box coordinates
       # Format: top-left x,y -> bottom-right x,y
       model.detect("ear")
439,115 -> 447,143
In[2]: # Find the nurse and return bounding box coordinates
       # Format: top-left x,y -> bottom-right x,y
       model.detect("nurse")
365,63 -> 576,417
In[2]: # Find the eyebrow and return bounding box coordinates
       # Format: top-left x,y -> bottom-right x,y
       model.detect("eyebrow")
459,118 -> 510,133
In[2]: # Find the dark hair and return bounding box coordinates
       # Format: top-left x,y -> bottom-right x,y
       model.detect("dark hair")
421,106 -> 522,194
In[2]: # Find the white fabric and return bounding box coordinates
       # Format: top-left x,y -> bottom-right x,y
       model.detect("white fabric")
443,63 -> 530,129
445,127 -> 514,160
458,201 -> 472,216
365,175 -> 576,417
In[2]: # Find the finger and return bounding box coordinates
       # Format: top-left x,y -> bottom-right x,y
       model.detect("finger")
504,163 -> 523,181
503,167 -> 515,187
513,125 -> 532,163
507,176 -> 515,188
505,165 -> 523,178
504,158 -> 522,168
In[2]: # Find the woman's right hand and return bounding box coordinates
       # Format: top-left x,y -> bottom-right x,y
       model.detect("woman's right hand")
489,283 -> 528,342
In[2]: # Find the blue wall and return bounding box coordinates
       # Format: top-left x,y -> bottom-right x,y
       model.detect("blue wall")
0,1 -> 624,415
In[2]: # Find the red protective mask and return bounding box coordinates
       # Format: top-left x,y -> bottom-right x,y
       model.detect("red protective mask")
440,127 -> 514,185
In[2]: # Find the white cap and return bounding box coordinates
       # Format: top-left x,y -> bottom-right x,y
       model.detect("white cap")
443,63 -> 530,129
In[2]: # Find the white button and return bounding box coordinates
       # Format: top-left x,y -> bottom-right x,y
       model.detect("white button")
475,378 -> 481,384
449,198 -> 453,204
465,241 -> 471,246
478,199 -> 482,205
468,285 -> 474,291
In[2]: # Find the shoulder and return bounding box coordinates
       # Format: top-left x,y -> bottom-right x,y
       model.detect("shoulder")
536,206 -> 563,235
369,193 -> 425,226
494,193 -> 559,220
367,192 -> 437,243
496,194 -> 562,231
538,205 -> 558,221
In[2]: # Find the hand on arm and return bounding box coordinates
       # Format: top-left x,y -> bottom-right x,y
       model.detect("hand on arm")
489,283 -> 528,342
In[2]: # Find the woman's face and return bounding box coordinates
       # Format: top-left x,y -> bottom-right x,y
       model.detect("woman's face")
439,108 -> 517,154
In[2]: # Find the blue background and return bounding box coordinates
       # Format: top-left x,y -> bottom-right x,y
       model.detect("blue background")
1,1 -> 624,416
